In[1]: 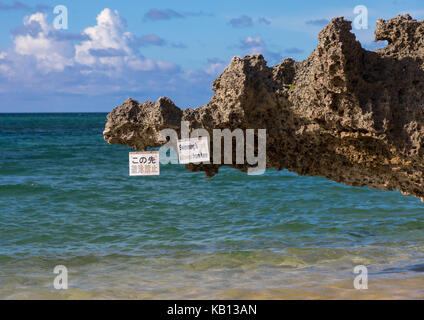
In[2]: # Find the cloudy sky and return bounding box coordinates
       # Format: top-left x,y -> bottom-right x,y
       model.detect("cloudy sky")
0,0 -> 423,112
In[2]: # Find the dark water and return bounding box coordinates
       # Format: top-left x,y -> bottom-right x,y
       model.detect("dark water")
1,113 -> 424,299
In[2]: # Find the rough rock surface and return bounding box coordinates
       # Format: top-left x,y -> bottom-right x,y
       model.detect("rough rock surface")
104,15 -> 424,201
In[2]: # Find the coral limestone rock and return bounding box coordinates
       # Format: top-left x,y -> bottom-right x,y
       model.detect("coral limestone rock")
104,15 -> 424,201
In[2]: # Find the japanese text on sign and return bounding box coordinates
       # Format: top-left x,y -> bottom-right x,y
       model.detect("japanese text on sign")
129,151 -> 160,176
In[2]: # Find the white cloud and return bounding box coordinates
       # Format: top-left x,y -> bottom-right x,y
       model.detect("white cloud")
74,9 -> 176,73
14,12 -> 74,72
6,8 -> 178,77
75,9 -> 132,68
126,58 -> 156,71
156,60 -> 178,72
0,64 -> 10,74
240,36 -> 266,55
238,36 -> 283,64
205,59 -> 226,75
0,8 -> 214,111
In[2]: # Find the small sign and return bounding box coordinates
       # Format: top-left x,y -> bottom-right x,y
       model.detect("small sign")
177,137 -> 210,164
129,151 -> 160,176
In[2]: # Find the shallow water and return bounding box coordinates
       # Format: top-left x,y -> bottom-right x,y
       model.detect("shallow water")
0,113 -> 423,299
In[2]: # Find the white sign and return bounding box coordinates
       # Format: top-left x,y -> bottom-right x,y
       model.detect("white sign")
177,137 -> 210,164
129,151 -> 160,176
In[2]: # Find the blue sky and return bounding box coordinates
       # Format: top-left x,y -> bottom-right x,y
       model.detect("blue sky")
0,0 -> 423,112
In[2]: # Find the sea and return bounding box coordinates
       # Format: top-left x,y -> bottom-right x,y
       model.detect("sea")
1,113 -> 423,299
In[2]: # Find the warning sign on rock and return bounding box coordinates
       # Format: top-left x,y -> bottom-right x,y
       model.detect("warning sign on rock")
129,151 -> 160,176
177,137 -> 210,164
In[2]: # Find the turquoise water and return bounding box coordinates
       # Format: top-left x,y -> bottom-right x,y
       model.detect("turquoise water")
1,113 -> 424,299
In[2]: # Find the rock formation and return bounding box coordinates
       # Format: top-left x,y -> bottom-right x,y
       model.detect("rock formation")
104,14 -> 424,201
